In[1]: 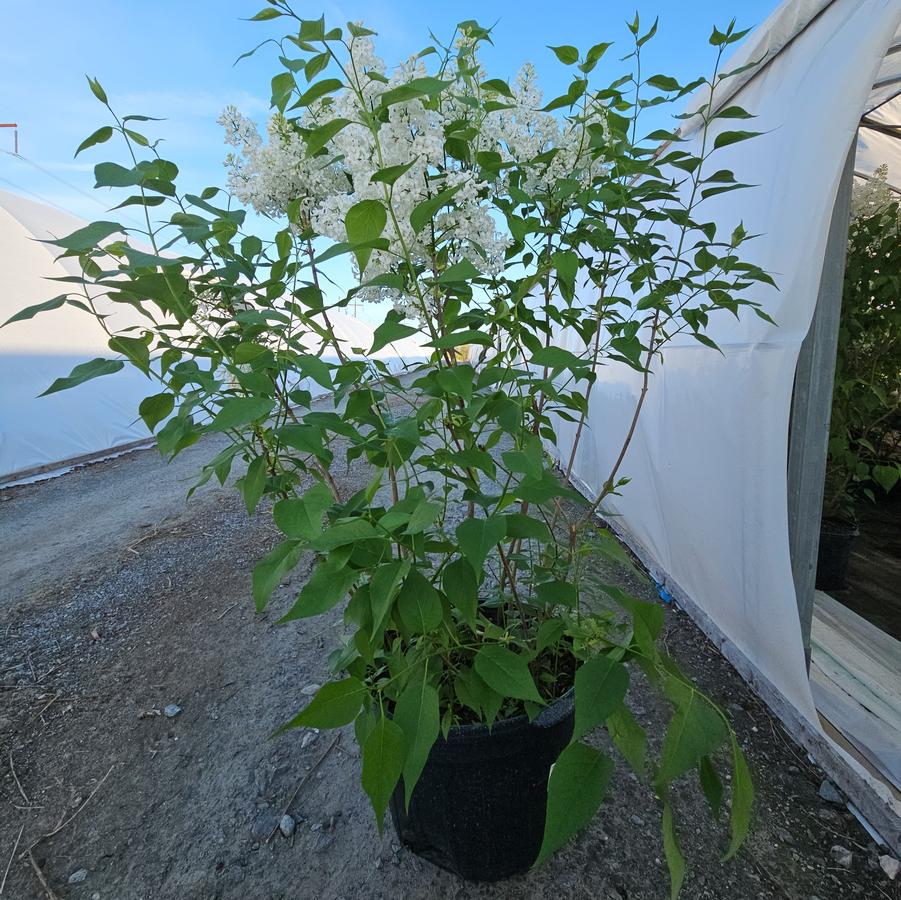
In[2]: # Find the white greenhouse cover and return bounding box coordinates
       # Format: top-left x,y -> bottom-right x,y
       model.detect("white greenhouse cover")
554,0 -> 901,732
0,191 -> 426,483
0,190 -> 152,483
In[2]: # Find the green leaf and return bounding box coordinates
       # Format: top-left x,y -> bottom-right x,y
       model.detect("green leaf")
723,735 -> 753,859
394,670 -> 440,808
108,334 -> 150,373
873,465 -> 900,494
280,553 -> 359,621
715,105 -> 755,119
437,258 -> 481,283
305,117 -> 351,155
292,78 -> 343,110
75,125 -> 113,157
138,392 -> 174,432
247,7 -> 283,20
427,328 -> 490,349
474,644 -> 542,704
396,568 -> 443,634
370,159 -> 416,186
443,556 -> 477,623
345,199 -> 387,272
662,802 -> 685,899
573,655 -> 629,740
713,130 -> 762,151
379,76 -> 452,108
39,357 -> 124,396
2,294 -> 67,326
537,742 -> 613,865
480,78 -> 513,98
534,579 -> 578,608
309,519 -> 381,551
94,162 -> 138,188
699,755 -> 723,818
646,74 -> 680,92
410,184 -> 461,234
239,458 -> 266,517
276,677 -> 366,733
607,706 -> 647,775
502,513 -> 551,543
272,481 -> 333,539
456,516 -> 506,571
208,397 -> 274,431
548,45 -> 579,65
368,559 -> 410,634
361,715 -> 406,831
252,539 -> 303,610
371,310 -> 419,354
86,76 -> 108,104
529,345 -> 590,371
48,220 -> 122,251
657,691 -> 727,787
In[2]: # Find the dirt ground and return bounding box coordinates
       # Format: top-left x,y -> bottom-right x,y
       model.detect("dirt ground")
1,424 -> 899,900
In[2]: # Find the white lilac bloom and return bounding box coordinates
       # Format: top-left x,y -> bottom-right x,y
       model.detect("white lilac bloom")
217,27 -> 609,316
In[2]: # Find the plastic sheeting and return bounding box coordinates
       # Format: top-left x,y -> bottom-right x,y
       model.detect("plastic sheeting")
0,190 -> 427,483
552,0 -> 901,725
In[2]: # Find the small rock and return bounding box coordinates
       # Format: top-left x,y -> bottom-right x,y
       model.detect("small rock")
880,855 -> 900,880
314,832 -> 335,853
819,780 -> 844,805
787,764 -> 800,775
776,828 -> 794,845
163,704 -> 182,719
250,811 -> 278,840
91,893 -> 100,900
830,845 -> 853,868
68,869 -> 88,884
817,808 -> 841,824
629,814 -> 645,827
301,684 -> 321,696
301,731 -> 318,750
279,814 -> 296,838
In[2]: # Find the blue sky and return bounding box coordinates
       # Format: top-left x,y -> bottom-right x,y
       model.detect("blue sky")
0,0 -> 777,318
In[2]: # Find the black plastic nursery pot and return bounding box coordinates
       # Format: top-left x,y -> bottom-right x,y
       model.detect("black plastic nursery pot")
389,691 -> 574,882
815,518 -> 859,591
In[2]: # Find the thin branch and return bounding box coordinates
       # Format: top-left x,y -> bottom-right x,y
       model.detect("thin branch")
8,752 -> 29,806
26,850 -> 59,900
0,824 -> 24,896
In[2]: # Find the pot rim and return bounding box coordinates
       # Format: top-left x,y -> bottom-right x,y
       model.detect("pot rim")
440,687 -> 575,743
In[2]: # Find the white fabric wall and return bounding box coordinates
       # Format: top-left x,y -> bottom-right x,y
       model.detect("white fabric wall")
0,191 -> 152,482
0,191 -> 427,482
554,0 -> 901,723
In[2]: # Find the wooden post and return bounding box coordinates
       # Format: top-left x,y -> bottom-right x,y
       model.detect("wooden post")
788,146 -> 855,669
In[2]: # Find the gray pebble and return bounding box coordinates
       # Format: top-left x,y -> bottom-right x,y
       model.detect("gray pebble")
301,684 -> 321,696
880,854 -> 900,880
830,844 -> 853,868
163,704 -> 182,718
250,811 -> 278,840
279,814 -> 296,838
68,868 -> 88,884
629,814 -> 646,827
818,780 -> 844,805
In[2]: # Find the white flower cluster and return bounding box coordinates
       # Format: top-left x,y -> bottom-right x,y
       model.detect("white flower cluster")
851,164 -> 898,222
219,106 -> 342,219
219,29 -> 609,316
481,63 -> 610,196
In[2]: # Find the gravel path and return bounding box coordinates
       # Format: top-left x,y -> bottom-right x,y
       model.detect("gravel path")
0,415 -> 897,900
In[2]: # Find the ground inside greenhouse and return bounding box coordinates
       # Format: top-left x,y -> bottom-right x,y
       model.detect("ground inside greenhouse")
1,421 -> 899,900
